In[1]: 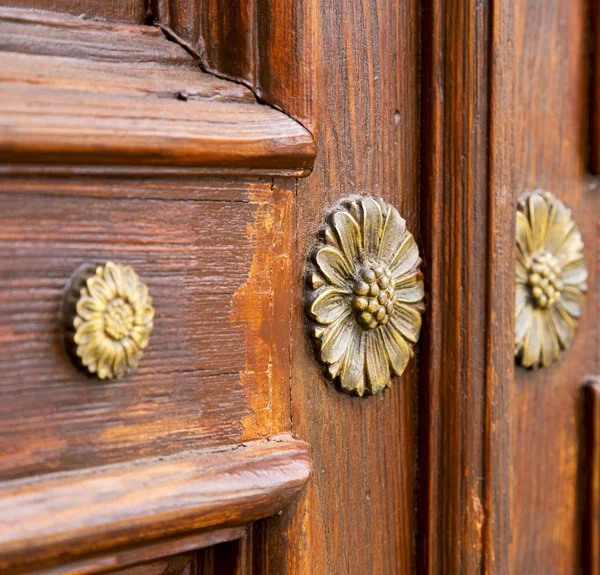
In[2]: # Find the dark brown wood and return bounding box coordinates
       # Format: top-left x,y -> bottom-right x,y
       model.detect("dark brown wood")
511,1 -> 600,572
418,1 -> 514,572
591,0 -> 600,173
0,8 -> 315,173
0,437 -> 310,574
584,379 -> 600,575
252,0 -> 421,572
27,528 -> 245,575
152,0 -> 317,134
0,0 -> 148,23
108,553 -> 195,575
0,180 -> 294,479
197,529 -> 252,575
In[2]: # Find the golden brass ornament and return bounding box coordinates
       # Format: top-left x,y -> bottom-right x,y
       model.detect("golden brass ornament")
515,190 -> 587,369
61,262 -> 154,379
305,196 -> 425,396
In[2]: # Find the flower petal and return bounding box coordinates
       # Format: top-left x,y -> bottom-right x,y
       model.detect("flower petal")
516,211 -> 533,260
332,211 -> 362,268
544,195 -> 573,253
528,192 -> 549,251
130,325 -> 150,350
540,311 -> 560,367
516,258 -> 528,283
514,302 -> 532,347
76,296 -> 104,321
395,272 -> 424,303
97,343 -> 114,379
135,304 -> 155,327
515,284 -> 529,319
131,282 -> 150,309
310,287 -> 351,325
382,323 -> 411,377
86,275 -> 113,304
560,286 -> 585,318
561,257 -> 587,286
366,330 -> 390,394
315,247 -> 354,288
521,309 -> 543,368
361,198 -> 383,259
554,225 -> 583,263
338,330 -> 365,396
390,235 -> 420,278
378,204 -> 406,264
103,262 -> 122,298
390,302 -> 422,343
319,310 -> 354,364
122,337 -> 142,368
74,318 -> 104,345
111,344 -> 127,378
550,302 -> 576,349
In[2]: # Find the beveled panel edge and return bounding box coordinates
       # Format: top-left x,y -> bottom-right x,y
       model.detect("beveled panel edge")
0,436 -> 311,574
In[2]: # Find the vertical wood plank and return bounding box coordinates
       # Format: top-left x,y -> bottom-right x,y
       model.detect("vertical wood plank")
419,0 -> 514,572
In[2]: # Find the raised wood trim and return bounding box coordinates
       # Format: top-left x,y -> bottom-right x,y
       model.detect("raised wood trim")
419,0 -> 514,572
153,0 -> 318,135
591,0 -> 600,173
0,437 -> 310,574
584,379 -> 600,575
0,8 -> 316,175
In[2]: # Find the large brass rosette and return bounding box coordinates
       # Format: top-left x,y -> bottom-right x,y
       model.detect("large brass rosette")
305,196 -> 425,396
61,262 -> 154,379
515,190 -> 587,368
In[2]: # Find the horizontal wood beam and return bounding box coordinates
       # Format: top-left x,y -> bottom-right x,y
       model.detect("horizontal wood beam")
0,8 -> 316,175
0,437 -> 311,574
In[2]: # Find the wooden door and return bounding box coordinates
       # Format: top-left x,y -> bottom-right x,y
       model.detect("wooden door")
0,0 -> 598,574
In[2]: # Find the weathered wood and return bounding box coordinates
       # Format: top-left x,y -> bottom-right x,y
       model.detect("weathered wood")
153,0 -> 317,134
0,8 -> 315,173
255,0 -> 421,572
511,1 -> 600,572
0,437 -> 310,574
591,0 -> 600,173
27,528 -> 245,575
418,1 -> 514,572
0,180 -> 293,479
0,0 -> 148,23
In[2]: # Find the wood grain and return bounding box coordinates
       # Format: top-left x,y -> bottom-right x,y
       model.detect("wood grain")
591,0 -> 600,173
0,8 -> 315,173
0,0 -> 148,23
418,1 -> 514,573
108,554 -> 195,575
27,528 -> 245,575
512,0 -> 600,572
153,0 -> 318,134
584,379 -> 600,575
254,0 -> 421,572
0,179 -> 293,479
0,437 -> 310,574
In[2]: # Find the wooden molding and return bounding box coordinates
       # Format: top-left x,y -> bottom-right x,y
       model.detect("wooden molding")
419,0 -> 514,572
0,8 -> 316,175
0,437 -> 310,574
153,0 -> 318,136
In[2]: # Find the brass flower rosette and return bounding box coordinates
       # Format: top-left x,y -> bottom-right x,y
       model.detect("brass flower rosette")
305,196 -> 425,396
61,262 -> 154,379
515,190 -> 587,368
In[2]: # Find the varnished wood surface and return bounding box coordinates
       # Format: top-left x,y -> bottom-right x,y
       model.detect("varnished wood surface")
512,1 -> 600,572
0,437 -> 310,574
0,8 -> 315,173
591,0 -> 600,173
27,528 -> 245,575
0,0 -> 148,23
0,179 -> 294,479
418,1 -> 514,573
253,0 -> 421,573
584,379 -> 600,575
154,0 -> 317,134
108,554 -> 195,575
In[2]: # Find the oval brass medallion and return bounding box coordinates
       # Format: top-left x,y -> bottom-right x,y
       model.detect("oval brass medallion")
515,190 -> 587,369
305,196 -> 425,396
61,262 -> 155,379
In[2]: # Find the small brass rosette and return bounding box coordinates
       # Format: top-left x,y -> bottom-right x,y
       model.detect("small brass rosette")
305,196 -> 425,396
61,262 -> 154,379
515,190 -> 587,368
